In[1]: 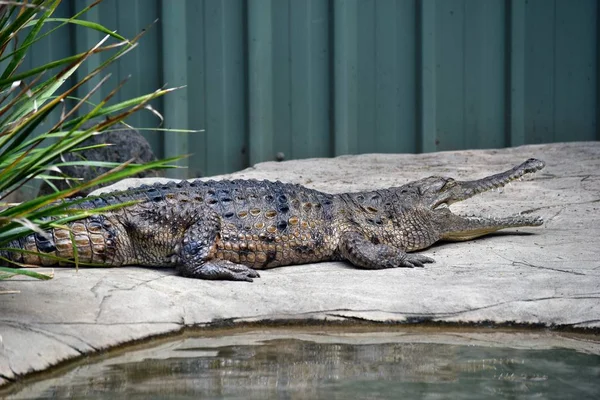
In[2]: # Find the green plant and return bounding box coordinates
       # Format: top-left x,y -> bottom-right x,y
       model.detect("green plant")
0,0 -> 181,280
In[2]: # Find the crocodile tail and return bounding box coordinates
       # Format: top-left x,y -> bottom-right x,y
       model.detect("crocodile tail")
0,248 -> 10,264
1,226 -> 98,267
0,236 -> 57,266
2,215 -> 119,267
0,239 -> 25,266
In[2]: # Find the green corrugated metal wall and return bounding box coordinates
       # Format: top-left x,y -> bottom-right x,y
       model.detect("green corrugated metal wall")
35,0 -> 600,178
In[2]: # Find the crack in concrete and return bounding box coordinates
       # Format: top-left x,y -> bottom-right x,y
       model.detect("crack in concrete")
0,344 -> 20,382
511,260 -> 586,276
490,251 -> 587,276
23,321 -> 183,326
95,273 -> 170,294
122,273 -> 172,291
234,294 -> 600,323
535,173 -> 600,181
521,199 -> 600,214
325,313 -> 382,323
7,365 -> 17,381
441,295 -> 599,317
544,207 -> 565,224
95,293 -> 113,323
92,274 -> 171,323
90,277 -> 106,298
0,322 -> 87,356
566,319 -> 600,326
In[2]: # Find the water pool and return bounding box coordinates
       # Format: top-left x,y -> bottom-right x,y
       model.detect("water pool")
4,327 -> 599,399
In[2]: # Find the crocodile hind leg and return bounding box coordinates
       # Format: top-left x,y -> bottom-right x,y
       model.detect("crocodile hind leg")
175,212 -> 260,282
339,231 -> 435,269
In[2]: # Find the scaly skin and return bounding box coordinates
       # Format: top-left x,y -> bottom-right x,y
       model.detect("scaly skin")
0,159 -> 545,281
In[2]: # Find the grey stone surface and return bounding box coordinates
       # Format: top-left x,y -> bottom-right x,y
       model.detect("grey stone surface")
1,142 -> 599,385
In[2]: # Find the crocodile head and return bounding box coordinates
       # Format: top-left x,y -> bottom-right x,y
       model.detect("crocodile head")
414,158 -> 545,241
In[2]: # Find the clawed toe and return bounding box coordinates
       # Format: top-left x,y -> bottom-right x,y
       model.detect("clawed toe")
179,260 -> 260,282
400,254 -> 435,268
223,264 -> 260,282
230,266 -> 260,282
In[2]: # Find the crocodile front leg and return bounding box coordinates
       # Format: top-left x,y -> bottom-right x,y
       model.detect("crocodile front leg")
178,258 -> 260,282
175,212 -> 260,282
339,231 -> 435,269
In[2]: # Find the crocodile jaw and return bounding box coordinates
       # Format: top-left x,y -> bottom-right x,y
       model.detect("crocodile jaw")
432,158 -> 546,209
440,214 -> 544,241
431,158 -> 545,241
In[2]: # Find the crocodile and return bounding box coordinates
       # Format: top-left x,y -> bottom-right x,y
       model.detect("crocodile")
0,158 -> 545,282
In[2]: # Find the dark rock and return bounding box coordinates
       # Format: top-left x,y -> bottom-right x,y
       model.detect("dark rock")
38,121 -> 162,197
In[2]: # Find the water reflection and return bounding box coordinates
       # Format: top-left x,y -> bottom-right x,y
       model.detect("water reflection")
6,331 -> 600,399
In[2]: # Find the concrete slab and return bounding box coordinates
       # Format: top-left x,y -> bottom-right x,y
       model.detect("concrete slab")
1,142 -> 599,385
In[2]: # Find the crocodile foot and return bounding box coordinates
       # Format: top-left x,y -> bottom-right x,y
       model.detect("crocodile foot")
179,259 -> 261,282
400,254 -> 435,268
340,231 -> 436,270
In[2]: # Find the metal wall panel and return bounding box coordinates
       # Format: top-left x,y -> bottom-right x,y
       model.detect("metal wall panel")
436,0 -> 507,150
334,0 -> 418,155
42,0 -> 599,178
248,0 -> 331,165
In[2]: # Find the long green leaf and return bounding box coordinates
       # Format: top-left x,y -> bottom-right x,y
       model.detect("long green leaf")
0,155 -> 182,220
0,1 -> 41,57
0,0 -> 118,64
0,0 -> 58,81
7,40 -> 106,124
61,87 -> 183,129
22,17 -> 126,40
0,267 -> 53,280
0,200 -> 143,244
0,104 -> 56,187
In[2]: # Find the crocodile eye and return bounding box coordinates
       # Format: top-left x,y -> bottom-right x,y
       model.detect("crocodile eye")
443,178 -> 456,189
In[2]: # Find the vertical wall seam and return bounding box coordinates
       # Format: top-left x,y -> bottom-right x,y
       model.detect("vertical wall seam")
415,0 -> 423,152
131,1 -> 139,105
372,0 -> 377,142
202,0 -> 208,169
220,1 -> 228,163
552,0 -> 557,142
242,0 -> 250,166
461,0 -> 466,149
504,0 -> 512,147
67,0 -> 77,116
418,0 -> 436,153
156,0 -> 165,158
508,0 -> 525,146
160,0 -> 189,177
247,0 -> 275,164
303,0 -> 309,153
327,0 -> 335,156
597,0 -> 600,140
333,0 -> 360,156
287,1 -> 294,157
